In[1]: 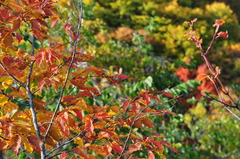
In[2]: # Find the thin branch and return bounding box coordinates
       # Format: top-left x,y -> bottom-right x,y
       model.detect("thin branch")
0,62 -> 26,88
0,135 -> 9,140
223,148 -> 240,159
119,105 -> 149,158
186,19 -> 240,120
223,105 -> 240,120
0,90 -> 30,106
26,35 -> 46,159
204,93 -> 237,108
45,133 -> 81,158
204,25 -> 219,55
20,146 -> 33,159
47,148 -> 74,159
43,0 -> 83,147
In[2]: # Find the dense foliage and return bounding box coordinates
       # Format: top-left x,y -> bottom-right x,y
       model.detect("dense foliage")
0,0 -> 239,159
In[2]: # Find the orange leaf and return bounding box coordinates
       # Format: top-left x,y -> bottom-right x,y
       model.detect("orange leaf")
148,150 -> 155,159
141,118 -> 154,129
9,135 -> 21,154
133,118 -> 142,128
126,142 -> 142,154
213,19 -> 225,27
84,116 -> 94,134
51,17 -> 58,27
196,74 -> 208,81
74,146 -> 88,158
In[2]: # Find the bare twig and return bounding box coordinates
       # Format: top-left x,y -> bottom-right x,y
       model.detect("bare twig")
186,19 -> 240,120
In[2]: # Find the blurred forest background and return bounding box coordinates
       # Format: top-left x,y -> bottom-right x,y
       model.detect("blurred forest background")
55,0 -> 240,158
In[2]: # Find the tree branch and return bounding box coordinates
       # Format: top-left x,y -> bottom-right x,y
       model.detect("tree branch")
20,145 -> 33,159
43,0 -> 83,152
26,35 -> 46,158
0,62 -> 26,88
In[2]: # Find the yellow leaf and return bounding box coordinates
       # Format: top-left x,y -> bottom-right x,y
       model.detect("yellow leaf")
76,98 -> 92,112
108,110 -> 116,116
0,95 -> 8,106
109,106 -> 120,113
189,102 -> 206,118
2,102 -> 19,114
83,0 -> 93,5
5,109 -> 18,118
0,76 -> 13,89
74,137 -> 84,146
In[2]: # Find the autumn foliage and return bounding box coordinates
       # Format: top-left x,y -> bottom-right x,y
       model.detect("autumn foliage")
0,0 -> 178,158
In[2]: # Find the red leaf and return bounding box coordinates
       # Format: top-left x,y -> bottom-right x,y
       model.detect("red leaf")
15,33 -> 22,43
27,136 -> 41,154
162,92 -> 173,98
0,8 -> 12,21
33,30 -> 44,42
12,19 -> 21,31
60,152 -> 68,159
112,142 -> 123,153
61,95 -> 77,105
0,141 -> 7,150
149,139 -> 164,150
217,31 -> 228,38
64,24 -> 73,31
160,140 -> 179,153
122,100 -> 131,113
8,68 -> 25,78
3,33 -> 13,46
115,74 -> 129,80
30,19 -> 41,30
71,109 -> 82,120
175,66 -> 192,82
77,90 -> 93,98
36,19 -> 48,28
